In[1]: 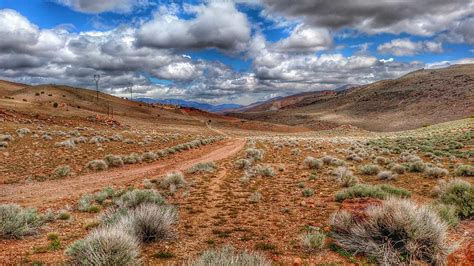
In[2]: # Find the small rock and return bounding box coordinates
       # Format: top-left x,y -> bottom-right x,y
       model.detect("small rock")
293,257 -> 302,266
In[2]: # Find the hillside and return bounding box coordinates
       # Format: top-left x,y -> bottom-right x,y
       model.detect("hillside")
229,64 -> 474,131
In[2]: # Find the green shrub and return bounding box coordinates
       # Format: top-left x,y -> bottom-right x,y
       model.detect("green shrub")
455,165 -> 474,176
104,154 -> 124,167
255,165 -> 275,177
122,153 -> 142,164
301,229 -> 325,251
116,189 -> 165,209
303,156 -> 323,169
407,161 -> 425,172
189,246 -> 270,266
425,167 -> 449,178
52,165 -> 71,178
235,159 -> 252,169
85,160 -> 108,171
335,184 -> 411,202
438,179 -> 473,219
187,162 -> 216,174
0,204 -> 44,239
302,188 -> 315,197
160,172 -> 187,189
330,198 -> 449,265
65,227 -> 140,265
332,167 -> 359,187
377,171 -> 397,180
390,164 -> 406,174
430,203 -> 459,227
246,148 -> 264,161
359,164 -> 381,175
375,156 -> 389,165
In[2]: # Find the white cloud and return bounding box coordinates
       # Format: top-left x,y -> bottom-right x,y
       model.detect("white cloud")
273,24 -> 332,52
136,1 -> 251,52
377,38 -> 443,56
0,9 -> 39,50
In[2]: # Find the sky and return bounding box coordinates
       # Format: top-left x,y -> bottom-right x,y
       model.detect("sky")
0,0 -> 473,105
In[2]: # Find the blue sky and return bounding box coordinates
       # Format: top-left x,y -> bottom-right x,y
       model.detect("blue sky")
0,0 -> 472,104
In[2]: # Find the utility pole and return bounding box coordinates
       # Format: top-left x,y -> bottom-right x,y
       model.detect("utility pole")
128,82 -> 133,100
94,74 -> 100,101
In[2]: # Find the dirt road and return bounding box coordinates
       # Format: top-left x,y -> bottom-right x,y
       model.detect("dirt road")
0,138 -> 245,208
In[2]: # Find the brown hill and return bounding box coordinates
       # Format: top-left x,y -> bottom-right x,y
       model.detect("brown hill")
229,64 -> 474,131
0,80 -> 310,133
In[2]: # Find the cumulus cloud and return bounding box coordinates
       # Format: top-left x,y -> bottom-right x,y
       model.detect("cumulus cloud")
0,9 -> 39,50
262,0 -> 474,36
55,0 -> 150,14
443,17 -> 474,44
273,24 -> 332,52
152,61 -> 202,81
377,38 -> 443,56
136,1 -> 251,51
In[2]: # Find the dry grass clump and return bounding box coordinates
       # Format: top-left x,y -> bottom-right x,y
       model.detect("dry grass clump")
346,153 -> 363,162
374,156 -> 389,165
159,172 -> 187,190
89,136 -> 109,144
303,156 -> 323,169
390,163 -> 406,174
0,141 -> 8,148
335,184 -> 411,202
255,165 -> 275,177
455,164 -> 474,176
104,154 -> 124,167
436,179 -> 473,219
0,133 -> 13,142
330,198 -> 450,265
424,167 -> 449,178
359,164 -> 381,175
332,167 -> 359,187
291,148 -> 301,155
65,226 -> 141,265
246,148 -> 264,161
0,204 -> 44,239
248,192 -> 262,203
85,160 -> 108,171
122,153 -> 142,164
141,151 -> 157,162
53,165 -> 71,178
117,203 -> 177,243
377,170 -> 397,180
235,159 -> 252,169
54,138 -> 76,149
321,155 -> 345,166
16,128 -> 31,137
116,189 -> 165,209
301,228 -> 326,251
189,246 -> 270,266
187,162 -> 216,174
407,160 -> 426,172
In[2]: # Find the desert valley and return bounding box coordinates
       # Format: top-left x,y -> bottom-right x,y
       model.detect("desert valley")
0,1 -> 473,265
1,64 -> 473,265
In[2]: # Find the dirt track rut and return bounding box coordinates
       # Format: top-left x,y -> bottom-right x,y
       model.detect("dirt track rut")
0,138 -> 245,207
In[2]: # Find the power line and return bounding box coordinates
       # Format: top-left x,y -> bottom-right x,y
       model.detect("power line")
93,74 -> 100,101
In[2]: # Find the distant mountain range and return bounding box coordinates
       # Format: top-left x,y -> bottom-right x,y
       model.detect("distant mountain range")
135,98 -> 243,113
